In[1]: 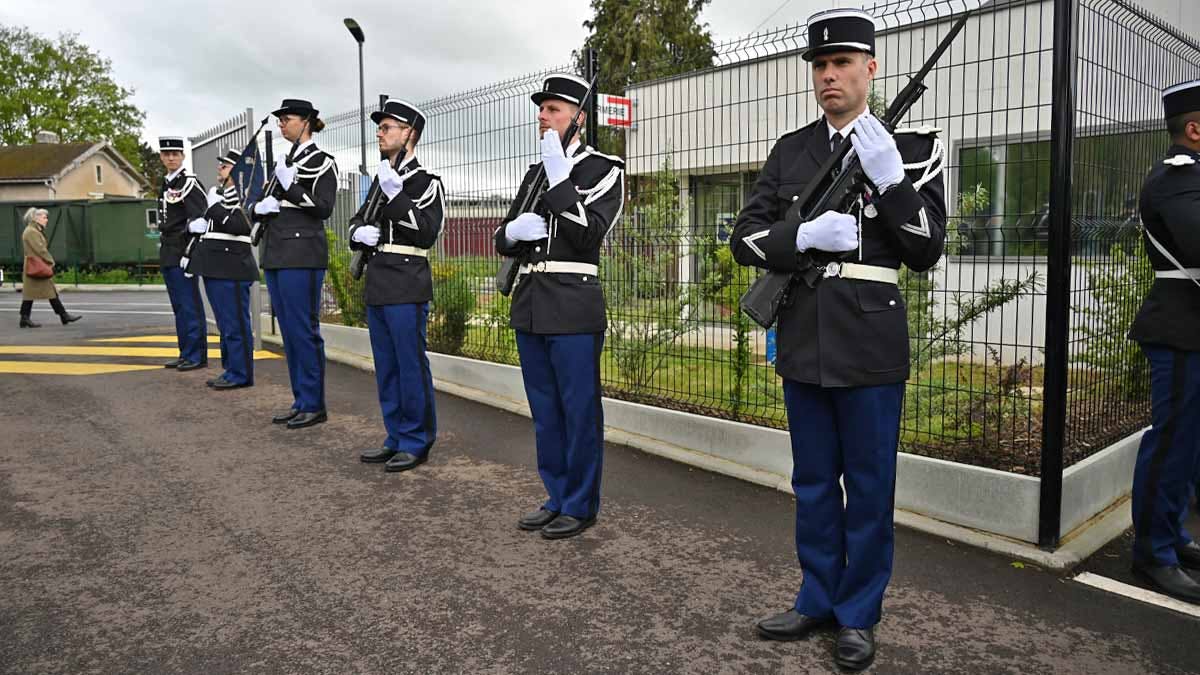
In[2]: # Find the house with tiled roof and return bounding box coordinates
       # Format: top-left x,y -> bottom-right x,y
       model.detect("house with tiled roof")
0,132 -> 149,201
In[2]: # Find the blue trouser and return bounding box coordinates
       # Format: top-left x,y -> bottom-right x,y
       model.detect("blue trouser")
204,278 -> 254,386
515,331 -> 605,520
265,268 -> 326,413
782,379 -> 904,629
162,265 -> 208,364
1132,346 -> 1200,567
367,303 -> 436,455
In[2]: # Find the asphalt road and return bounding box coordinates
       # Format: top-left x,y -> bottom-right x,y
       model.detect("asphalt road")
1,291 -> 1198,674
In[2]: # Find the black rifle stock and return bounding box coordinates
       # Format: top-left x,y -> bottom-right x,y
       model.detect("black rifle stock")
739,10 -> 971,329
251,115 -> 312,247
495,72 -> 600,296
350,145 -> 408,280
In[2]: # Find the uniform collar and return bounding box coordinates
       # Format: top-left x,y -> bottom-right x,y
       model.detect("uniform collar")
294,139 -> 316,157
1167,143 -> 1200,159
165,167 -> 184,183
398,153 -> 418,172
567,140 -> 583,157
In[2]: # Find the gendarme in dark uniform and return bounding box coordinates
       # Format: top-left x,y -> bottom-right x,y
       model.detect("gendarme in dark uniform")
252,98 -> 338,429
494,73 -> 624,540
1126,78 -> 1200,604
729,9 -> 946,671
193,149 -> 259,390
349,99 -> 445,473
157,136 -> 209,370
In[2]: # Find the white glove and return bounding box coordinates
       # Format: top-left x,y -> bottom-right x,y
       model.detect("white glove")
253,196 -> 280,216
795,211 -> 858,252
850,114 -> 905,192
274,160 -> 297,191
206,186 -> 222,208
352,225 -> 381,247
187,218 -> 207,234
541,129 -> 572,187
505,212 -> 549,244
378,160 -> 404,200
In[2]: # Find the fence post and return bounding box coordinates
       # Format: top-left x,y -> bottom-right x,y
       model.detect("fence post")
1039,0 -> 1079,550
586,47 -> 599,151
246,106 -> 263,351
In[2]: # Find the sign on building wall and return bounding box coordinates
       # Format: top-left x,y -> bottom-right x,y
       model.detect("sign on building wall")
597,94 -> 633,128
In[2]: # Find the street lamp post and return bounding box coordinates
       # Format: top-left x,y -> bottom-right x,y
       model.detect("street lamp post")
344,18 -> 367,177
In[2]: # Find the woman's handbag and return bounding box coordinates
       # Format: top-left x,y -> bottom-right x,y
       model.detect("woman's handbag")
24,255 -> 54,279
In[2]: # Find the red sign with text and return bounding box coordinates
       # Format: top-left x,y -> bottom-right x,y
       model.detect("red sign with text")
597,94 -> 633,128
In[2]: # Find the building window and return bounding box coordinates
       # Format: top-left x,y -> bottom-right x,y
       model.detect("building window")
95,164 -> 103,184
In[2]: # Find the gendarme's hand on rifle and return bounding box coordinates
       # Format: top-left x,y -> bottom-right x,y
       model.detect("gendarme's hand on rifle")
795,211 -> 858,252
187,218 -> 207,234
506,212 -> 549,244
850,114 -> 905,192
352,224 -> 381,247
274,160 -> 297,191
254,195 -> 281,216
378,159 -> 406,200
540,129 -> 572,187
205,186 -> 222,208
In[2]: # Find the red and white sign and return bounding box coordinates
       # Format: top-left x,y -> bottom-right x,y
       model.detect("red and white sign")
597,94 -> 633,128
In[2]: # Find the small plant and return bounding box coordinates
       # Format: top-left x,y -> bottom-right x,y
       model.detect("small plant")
324,230 -> 366,327
1074,242 -> 1153,401
428,261 -> 476,355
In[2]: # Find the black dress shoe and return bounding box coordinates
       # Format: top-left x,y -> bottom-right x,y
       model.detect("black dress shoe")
360,447 -> 397,463
755,609 -> 834,641
384,452 -> 427,473
206,376 -> 226,387
540,514 -> 596,540
1132,562 -> 1200,603
19,317 -> 40,328
1177,542 -> 1200,571
211,378 -> 248,390
59,313 -> 81,325
835,627 -> 876,671
518,507 -> 560,531
163,358 -> 183,369
176,360 -> 206,371
286,410 -> 328,429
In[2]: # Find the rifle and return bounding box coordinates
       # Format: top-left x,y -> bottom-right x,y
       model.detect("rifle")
739,10 -> 971,329
181,117 -> 271,275
251,114 -> 313,247
495,72 -> 600,296
350,145 -> 408,280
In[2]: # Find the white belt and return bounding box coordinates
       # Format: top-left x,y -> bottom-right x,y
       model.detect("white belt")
518,261 -> 599,276
820,261 -> 899,285
377,244 -> 428,257
1156,269 -> 1200,280
200,232 -> 252,244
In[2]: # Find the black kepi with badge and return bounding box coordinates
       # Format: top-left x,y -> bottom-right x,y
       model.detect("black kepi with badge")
158,136 -> 185,152
1162,78 -> 1200,119
272,98 -> 319,119
802,8 -> 876,61
531,73 -> 589,106
371,99 -> 427,133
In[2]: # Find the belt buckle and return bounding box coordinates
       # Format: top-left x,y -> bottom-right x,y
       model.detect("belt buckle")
533,261 -> 547,273
823,262 -> 841,278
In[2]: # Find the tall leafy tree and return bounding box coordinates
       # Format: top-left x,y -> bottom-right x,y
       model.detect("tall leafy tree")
575,0 -> 717,155
0,25 -> 145,174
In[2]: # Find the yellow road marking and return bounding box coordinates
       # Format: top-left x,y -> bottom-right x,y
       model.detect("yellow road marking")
0,361 -> 164,375
0,346 -> 279,360
90,335 -> 219,343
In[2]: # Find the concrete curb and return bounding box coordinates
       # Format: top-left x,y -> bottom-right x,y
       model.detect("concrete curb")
262,325 -> 1131,571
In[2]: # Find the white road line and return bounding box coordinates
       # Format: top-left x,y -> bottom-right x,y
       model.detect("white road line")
0,302 -> 172,307
1073,572 -> 1200,618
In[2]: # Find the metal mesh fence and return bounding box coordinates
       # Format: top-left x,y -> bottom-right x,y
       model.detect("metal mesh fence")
192,0 -> 1200,475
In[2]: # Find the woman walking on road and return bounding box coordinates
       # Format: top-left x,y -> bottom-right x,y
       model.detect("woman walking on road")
19,207 -> 81,328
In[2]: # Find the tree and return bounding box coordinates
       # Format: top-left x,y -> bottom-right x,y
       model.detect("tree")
575,0 -> 717,155
138,141 -> 166,196
0,26 -> 145,173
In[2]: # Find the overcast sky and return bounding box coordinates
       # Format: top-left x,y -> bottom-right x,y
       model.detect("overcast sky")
0,0 -> 852,146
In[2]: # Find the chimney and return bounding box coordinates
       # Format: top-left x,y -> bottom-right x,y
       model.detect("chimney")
35,130 -> 60,144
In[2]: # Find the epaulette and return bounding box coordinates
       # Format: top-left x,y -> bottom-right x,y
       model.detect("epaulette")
578,146 -> 625,167
895,125 -> 942,136
1163,154 -> 1196,167
296,151 -> 337,181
